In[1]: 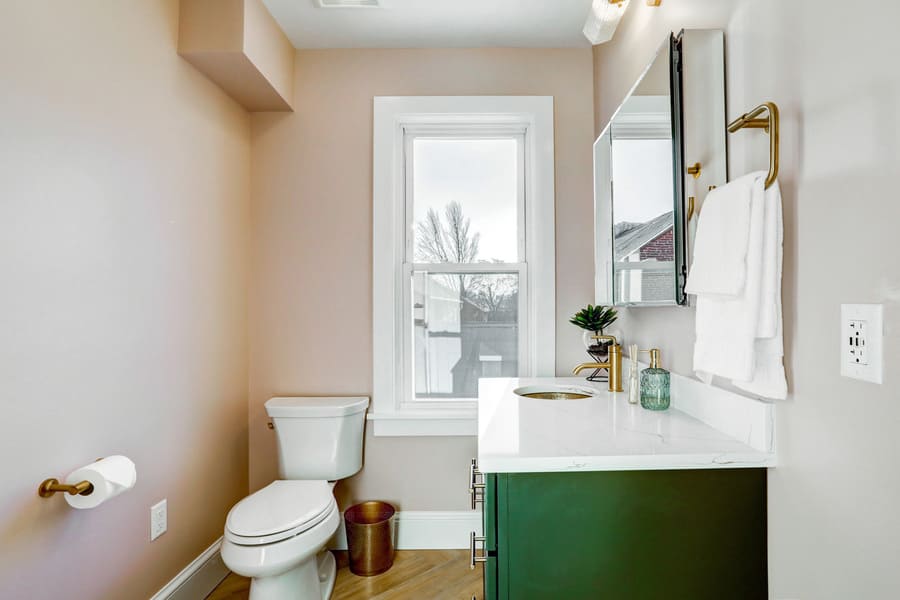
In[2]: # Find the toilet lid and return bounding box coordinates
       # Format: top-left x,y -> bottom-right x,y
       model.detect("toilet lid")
226,481 -> 334,539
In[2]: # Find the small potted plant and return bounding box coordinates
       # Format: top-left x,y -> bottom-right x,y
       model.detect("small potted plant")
569,304 -> 619,362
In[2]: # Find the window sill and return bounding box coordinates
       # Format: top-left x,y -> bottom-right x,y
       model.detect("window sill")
367,410 -> 477,437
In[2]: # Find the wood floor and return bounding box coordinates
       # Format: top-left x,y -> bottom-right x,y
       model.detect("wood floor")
206,550 -> 482,600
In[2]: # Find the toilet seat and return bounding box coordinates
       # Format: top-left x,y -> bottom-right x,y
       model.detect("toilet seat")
225,480 -> 336,546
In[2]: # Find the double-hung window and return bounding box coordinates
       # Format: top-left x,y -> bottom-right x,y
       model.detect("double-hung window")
373,97 -> 555,436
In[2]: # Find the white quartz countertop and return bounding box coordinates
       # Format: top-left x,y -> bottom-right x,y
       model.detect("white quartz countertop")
477,377 -> 776,473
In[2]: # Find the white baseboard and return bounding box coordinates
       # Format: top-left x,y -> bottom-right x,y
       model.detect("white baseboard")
329,510 -> 482,551
150,536 -> 228,600
152,511 -> 479,598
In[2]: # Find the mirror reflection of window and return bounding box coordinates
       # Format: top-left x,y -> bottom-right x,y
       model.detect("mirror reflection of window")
609,92 -> 676,304
611,135 -> 675,304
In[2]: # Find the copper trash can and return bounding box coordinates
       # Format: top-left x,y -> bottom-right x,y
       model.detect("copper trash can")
344,501 -> 396,576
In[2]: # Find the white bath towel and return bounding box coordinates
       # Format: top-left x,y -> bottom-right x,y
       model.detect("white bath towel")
690,171 -> 787,400
734,178 -> 787,399
684,174 -> 755,297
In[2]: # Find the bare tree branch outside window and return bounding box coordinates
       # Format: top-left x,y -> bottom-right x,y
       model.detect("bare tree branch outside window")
415,201 -> 516,320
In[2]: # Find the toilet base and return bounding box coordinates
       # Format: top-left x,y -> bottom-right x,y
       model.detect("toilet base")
248,550 -> 336,600
317,551 -> 337,599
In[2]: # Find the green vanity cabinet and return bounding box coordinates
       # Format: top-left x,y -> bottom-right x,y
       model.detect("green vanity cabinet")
480,469 -> 767,600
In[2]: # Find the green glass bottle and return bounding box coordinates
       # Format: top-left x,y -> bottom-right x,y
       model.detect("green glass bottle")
640,349 -> 670,411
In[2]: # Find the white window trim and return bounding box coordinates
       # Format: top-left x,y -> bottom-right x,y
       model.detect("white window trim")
372,96 -> 556,436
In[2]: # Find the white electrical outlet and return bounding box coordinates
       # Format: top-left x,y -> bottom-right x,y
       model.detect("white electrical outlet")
150,499 -> 167,541
841,304 -> 883,384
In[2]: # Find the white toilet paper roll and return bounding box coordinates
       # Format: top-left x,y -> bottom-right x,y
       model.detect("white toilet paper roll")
64,455 -> 137,509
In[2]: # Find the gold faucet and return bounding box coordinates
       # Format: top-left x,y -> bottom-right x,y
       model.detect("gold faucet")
573,335 -> 624,392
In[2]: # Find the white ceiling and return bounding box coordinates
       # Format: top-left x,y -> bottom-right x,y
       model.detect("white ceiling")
262,0 -> 594,49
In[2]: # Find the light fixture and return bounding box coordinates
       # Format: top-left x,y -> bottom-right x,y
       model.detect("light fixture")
582,0 -> 630,45
647,0 -> 662,6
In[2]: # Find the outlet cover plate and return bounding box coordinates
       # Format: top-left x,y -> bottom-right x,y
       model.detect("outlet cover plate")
840,304 -> 883,384
150,499 -> 167,541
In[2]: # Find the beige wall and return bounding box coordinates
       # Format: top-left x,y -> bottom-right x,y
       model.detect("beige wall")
249,48 -> 595,509
0,2 -> 250,599
594,1 -> 900,597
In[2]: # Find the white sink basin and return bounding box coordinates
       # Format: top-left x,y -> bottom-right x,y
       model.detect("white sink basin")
513,385 -> 597,400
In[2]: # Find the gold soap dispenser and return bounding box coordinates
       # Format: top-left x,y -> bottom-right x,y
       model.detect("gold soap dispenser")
639,349 -> 670,411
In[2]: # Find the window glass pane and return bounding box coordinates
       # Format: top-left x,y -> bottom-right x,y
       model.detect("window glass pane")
412,271 -> 519,401
412,138 -> 519,263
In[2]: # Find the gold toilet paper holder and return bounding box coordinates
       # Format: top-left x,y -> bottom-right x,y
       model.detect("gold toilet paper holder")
38,478 -> 94,498
38,458 -> 105,498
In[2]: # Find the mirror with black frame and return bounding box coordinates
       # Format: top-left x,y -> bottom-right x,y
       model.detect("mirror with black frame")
593,30 -> 726,308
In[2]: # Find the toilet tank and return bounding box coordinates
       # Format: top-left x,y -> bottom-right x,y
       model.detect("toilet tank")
264,396 -> 369,480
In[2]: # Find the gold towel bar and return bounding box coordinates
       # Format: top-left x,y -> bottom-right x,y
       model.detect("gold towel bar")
726,101 -> 780,189
686,102 -> 778,220
38,478 -> 94,498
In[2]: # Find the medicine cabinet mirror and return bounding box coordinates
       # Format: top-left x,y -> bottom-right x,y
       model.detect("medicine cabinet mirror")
594,30 -> 726,307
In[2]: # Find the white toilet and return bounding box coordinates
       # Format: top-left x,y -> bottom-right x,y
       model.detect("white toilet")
221,396 -> 369,600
